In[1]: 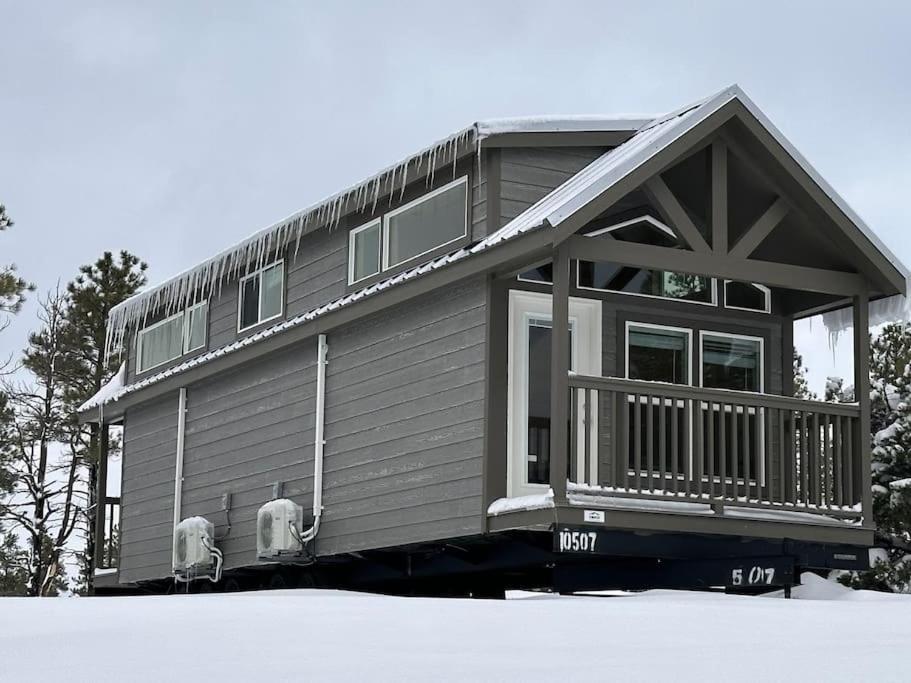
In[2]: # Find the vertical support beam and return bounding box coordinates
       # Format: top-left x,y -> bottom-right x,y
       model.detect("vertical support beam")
481,276 -> 509,531
782,315 -> 795,398
711,140 -> 728,254
172,387 -> 188,547
550,244 -> 571,504
853,292 -> 873,526
93,417 -> 109,570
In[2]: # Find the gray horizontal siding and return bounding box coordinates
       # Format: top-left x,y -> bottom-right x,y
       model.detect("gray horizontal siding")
317,276 -> 487,555
119,394 -> 179,584
179,343 -> 318,571
117,275 -> 488,580
499,147 -> 606,225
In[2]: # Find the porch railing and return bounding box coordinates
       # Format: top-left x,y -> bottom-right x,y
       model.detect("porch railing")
568,375 -> 863,518
98,496 -> 120,570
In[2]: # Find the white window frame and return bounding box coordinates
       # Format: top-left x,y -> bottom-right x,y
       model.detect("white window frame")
722,280 -> 771,314
237,260 -> 284,333
183,301 -> 208,353
506,290 -> 602,498
382,176 -> 469,271
347,218 -> 382,285
576,259 -> 718,308
698,329 -> 766,486
136,301 -> 208,374
624,321 -> 693,385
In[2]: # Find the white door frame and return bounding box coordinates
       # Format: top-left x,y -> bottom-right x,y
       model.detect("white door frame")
506,290 -> 602,498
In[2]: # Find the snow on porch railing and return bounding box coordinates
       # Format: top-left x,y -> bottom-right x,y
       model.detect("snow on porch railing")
568,375 -> 863,519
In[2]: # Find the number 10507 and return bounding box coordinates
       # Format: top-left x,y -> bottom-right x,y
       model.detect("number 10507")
558,530 -> 598,553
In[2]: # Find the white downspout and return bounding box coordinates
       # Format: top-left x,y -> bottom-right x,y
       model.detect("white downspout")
172,387 -> 187,551
297,334 -> 327,544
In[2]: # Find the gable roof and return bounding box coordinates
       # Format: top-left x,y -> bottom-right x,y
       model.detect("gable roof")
81,85 -> 908,415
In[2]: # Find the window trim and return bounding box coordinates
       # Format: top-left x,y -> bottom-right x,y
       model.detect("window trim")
698,329 -> 765,393
722,280 -> 771,314
584,214 -> 678,240
183,301 -> 208,354
136,300 -> 208,374
624,321 -> 693,385
576,261 -> 719,307
381,175 -> 469,271
237,260 -> 285,333
347,218 -> 382,285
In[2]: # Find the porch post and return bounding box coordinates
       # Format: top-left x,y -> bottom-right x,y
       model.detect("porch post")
853,291 -> 873,527
550,244 -> 571,504
93,419 -> 109,569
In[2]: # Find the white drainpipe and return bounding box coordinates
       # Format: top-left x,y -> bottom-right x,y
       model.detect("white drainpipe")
298,334 -> 327,543
172,387 -> 187,547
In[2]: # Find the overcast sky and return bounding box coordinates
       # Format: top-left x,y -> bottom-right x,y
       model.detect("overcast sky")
2,1 -> 909,393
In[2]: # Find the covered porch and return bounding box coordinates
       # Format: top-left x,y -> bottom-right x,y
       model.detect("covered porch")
484,94 -> 907,539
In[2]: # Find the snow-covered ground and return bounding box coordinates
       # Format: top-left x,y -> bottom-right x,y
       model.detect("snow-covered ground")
0,575 -> 907,682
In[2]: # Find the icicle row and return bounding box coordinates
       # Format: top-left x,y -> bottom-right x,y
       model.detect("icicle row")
104,125 -> 481,359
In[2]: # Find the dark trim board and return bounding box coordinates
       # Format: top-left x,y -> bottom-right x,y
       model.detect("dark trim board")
488,506 -> 873,547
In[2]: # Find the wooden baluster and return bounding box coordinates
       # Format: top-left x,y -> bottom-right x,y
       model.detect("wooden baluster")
823,414 -> 832,509
777,409 -> 785,504
620,392 -> 629,490
799,412 -> 809,506
834,415 -> 843,508
708,402 -> 716,499
569,387 -> 578,485
659,396 -> 667,493
810,412 -> 822,506
845,417 -> 854,507
683,398 -> 691,496
607,390 -> 616,489
719,402 -> 727,500
692,401 -> 705,496
646,394 -> 654,492
634,394 -> 642,492
743,405 -> 751,501
583,388 -> 592,487
672,396 -> 681,497
731,404 -> 739,500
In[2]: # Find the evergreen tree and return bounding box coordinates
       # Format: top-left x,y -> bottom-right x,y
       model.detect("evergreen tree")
0,203 -> 34,332
1,290 -> 80,595
839,322 -> 911,593
793,350 -> 816,400
56,251 -> 146,592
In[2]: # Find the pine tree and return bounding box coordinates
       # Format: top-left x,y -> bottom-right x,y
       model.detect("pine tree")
1,290 -> 81,595
840,322 -> 911,593
0,203 -> 34,333
793,350 -> 816,400
56,251 -> 146,593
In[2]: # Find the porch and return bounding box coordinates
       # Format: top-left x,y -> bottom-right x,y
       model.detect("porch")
568,375 -> 863,519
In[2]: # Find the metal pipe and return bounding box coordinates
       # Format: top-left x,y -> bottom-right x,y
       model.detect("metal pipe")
172,387 -> 187,551
297,334 -> 328,545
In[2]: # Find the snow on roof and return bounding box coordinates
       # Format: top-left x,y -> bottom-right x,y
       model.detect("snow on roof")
475,115 -> 652,136
82,85 -> 909,413
78,362 -> 125,413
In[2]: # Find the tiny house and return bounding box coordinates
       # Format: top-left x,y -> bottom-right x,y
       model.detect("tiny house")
81,85 -> 907,595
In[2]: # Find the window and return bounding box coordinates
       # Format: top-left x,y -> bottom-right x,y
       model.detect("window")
579,262 -> 715,303
625,323 -> 691,384
578,215 -> 716,305
348,219 -> 381,284
517,262 -> 553,284
238,261 -> 284,331
137,302 -> 207,373
383,177 -> 467,269
724,280 -> 771,313
701,332 -> 763,392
